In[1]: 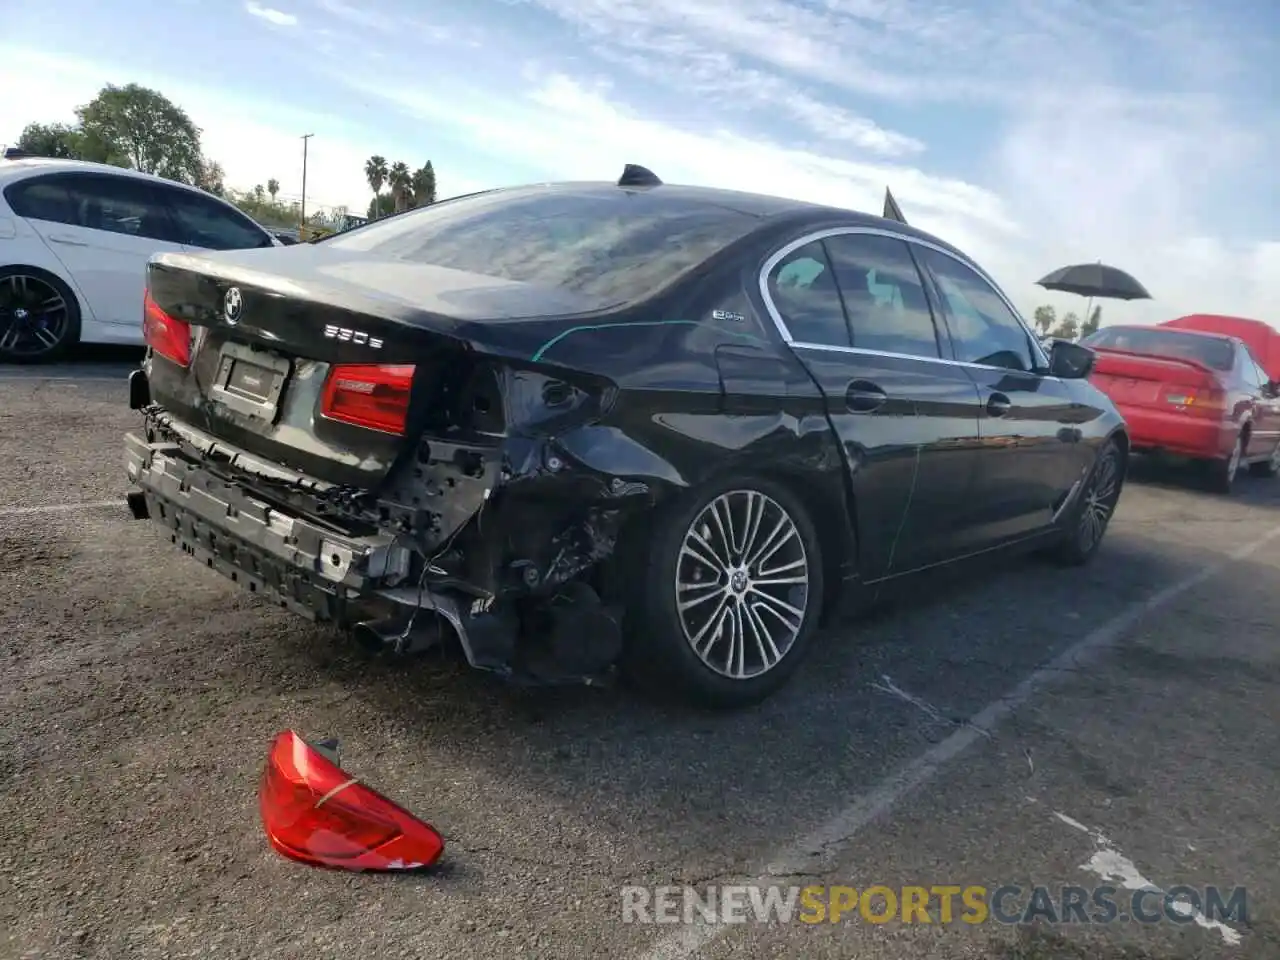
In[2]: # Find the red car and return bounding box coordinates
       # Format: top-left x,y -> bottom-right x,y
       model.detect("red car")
1160,314 -> 1280,382
1079,324 -> 1280,492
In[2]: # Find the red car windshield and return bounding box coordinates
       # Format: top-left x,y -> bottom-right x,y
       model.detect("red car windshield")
1082,326 -> 1235,371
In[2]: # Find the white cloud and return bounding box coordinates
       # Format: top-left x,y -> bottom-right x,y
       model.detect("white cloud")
1,0 -> 1277,331
338,64 -> 1277,324
0,48 -> 487,214
244,2 -> 298,27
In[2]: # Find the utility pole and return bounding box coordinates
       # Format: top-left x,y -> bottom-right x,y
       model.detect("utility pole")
300,133 -> 314,236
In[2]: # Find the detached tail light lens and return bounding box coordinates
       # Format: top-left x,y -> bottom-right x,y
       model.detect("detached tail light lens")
142,289 -> 191,367
320,363 -> 415,435
258,730 -> 444,871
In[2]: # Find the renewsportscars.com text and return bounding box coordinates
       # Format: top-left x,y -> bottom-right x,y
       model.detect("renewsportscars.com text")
620,884 -> 1248,926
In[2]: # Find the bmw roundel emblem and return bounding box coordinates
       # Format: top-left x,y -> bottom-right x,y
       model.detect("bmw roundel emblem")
224,286 -> 243,325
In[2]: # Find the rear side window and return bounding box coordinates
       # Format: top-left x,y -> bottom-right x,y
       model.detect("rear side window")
324,186 -> 759,312
766,242 -> 850,347
1082,327 -> 1235,371
821,234 -> 942,359
6,178 -> 79,225
163,188 -> 273,250
6,173 -> 178,243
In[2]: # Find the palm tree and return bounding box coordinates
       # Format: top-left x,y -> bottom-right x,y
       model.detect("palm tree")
267,178 -> 280,202
364,155 -> 388,216
388,161 -> 411,213
411,162 -> 436,207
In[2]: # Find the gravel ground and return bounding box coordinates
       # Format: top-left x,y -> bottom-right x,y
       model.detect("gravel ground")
2,356 -> 1278,960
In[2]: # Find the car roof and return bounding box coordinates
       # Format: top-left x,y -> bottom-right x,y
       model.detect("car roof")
1101,324 -> 1242,348
0,156 -> 213,200
465,180 -> 976,262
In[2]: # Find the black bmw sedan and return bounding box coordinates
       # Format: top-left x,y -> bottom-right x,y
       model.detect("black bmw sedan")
122,165 -> 1127,709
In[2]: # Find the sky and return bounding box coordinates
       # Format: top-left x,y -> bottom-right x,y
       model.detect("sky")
1,0 -> 1278,326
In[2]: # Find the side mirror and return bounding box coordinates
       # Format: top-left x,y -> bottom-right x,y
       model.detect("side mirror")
1265,380 -> 1280,399
1049,340 -> 1096,379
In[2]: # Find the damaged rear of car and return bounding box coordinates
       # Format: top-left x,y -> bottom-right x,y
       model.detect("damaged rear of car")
124,173 -> 851,708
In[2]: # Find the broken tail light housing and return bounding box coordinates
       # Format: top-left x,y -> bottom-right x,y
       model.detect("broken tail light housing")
258,730 -> 444,871
320,364 -> 416,435
142,289 -> 191,367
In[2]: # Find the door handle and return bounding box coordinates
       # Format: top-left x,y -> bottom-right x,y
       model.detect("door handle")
846,379 -> 888,413
986,392 -> 1012,417
46,233 -> 89,246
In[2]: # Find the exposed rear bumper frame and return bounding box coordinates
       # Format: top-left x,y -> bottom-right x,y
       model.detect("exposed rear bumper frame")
123,430 -> 499,668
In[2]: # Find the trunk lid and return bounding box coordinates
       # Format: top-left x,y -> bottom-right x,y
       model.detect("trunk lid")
1089,348 -> 1221,410
143,247 -> 598,489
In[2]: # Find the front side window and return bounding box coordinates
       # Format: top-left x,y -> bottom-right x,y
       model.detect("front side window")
821,233 -> 941,359
324,185 -> 760,314
765,241 -> 850,347
164,189 -> 273,250
917,247 -> 1035,371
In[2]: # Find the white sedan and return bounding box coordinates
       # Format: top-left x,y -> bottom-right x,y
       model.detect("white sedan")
0,157 -> 282,362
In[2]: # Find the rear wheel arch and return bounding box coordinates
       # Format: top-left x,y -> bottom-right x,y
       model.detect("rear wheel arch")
618,468 -> 829,707
0,263 -> 84,361
747,462 -> 853,615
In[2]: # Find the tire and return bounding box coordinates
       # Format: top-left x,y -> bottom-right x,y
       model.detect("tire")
620,475 -> 826,709
1249,439 -> 1280,479
0,266 -> 82,363
1207,432 -> 1244,493
1052,438 -> 1125,566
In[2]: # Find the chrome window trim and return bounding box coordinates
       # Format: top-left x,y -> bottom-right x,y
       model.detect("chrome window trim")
757,225 -> 1054,377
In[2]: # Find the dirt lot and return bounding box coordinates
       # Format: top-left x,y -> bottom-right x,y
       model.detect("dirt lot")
2,357 -> 1278,960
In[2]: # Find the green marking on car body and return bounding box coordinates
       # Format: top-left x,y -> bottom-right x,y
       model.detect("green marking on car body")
529,320 -> 772,363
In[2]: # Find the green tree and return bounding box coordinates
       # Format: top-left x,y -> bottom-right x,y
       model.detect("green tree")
16,122 -> 86,160
75,83 -> 203,182
1032,305 -> 1057,336
364,155 -> 388,215
367,193 -> 396,219
411,161 -> 436,206
195,158 -> 226,196
1081,305 -> 1102,338
388,161 -> 412,213
1049,312 -> 1080,341
267,178 -> 280,201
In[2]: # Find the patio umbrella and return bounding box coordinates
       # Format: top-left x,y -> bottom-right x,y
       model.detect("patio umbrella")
1036,262 -> 1151,336
1036,262 -> 1151,300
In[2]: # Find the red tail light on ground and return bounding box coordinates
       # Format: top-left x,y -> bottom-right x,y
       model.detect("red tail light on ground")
258,730 -> 445,871
320,364 -> 416,435
142,290 -> 191,367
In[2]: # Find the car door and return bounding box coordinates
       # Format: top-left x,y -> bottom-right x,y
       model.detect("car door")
1241,347 -> 1280,460
761,230 -> 983,580
913,245 -> 1091,549
159,185 -> 276,252
14,172 -> 186,327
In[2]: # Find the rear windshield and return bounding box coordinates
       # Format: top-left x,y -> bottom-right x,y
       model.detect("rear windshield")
322,186 -> 760,311
1082,326 -> 1235,371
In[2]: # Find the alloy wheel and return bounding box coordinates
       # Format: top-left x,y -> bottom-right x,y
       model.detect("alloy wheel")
1078,448 -> 1121,553
0,274 -> 71,358
1227,437 -> 1243,483
674,490 -> 810,680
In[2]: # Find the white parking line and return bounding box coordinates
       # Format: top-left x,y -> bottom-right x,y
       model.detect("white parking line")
0,501 -> 124,517
638,522 -> 1280,959
0,376 -> 124,384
